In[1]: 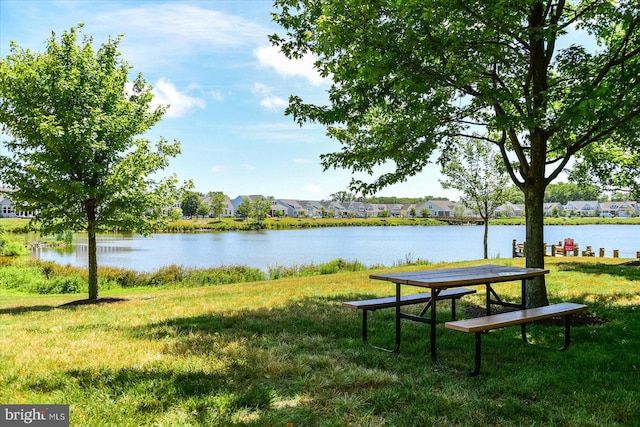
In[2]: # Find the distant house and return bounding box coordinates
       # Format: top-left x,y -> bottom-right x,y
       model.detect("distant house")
231,195 -> 263,211
344,201 -> 366,217
269,199 -> 288,217
543,202 -> 564,217
222,196 -> 235,217
417,200 -> 455,217
277,199 -> 304,217
324,201 -> 347,217
204,195 -> 235,217
0,194 -> 14,217
403,203 -> 418,218
388,203 -> 403,217
300,200 -> 324,217
600,201 -> 638,217
493,202 -> 525,217
564,201 -> 601,217
0,187 -> 36,218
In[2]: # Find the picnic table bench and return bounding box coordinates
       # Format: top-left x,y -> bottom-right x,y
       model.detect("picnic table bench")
343,287 -> 476,352
446,302 -> 588,375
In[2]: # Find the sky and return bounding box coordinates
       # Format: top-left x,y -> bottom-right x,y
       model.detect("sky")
0,0 -> 464,201
1,1 -> 597,202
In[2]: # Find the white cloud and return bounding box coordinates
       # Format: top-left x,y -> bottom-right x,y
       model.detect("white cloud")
252,83 -> 271,97
211,165 -> 227,173
254,45 -> 328,86
152,78 -> 206,118
294,158 -> 311,164
304,184 -> 322,193
260,96 -> 288,111
252,83 -> 287,111
243,164 -> 255,170
95,4 -> 268,66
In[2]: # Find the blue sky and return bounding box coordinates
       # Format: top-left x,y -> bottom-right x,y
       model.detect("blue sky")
2,2 -> 596,201
0,0 -> 461,200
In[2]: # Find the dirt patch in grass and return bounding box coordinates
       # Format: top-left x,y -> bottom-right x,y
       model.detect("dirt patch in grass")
621,260 -> 640,267
464,306 -> 606,327
59,297 -> 128,307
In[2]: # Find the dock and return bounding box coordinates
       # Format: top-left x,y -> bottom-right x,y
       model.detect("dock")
512,239 -> 640,259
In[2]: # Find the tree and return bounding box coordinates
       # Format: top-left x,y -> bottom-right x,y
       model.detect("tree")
196,202 -> 211,218
236,198 -> 254,220
329,191 -> 356,202
181,192 -> 201,218
0,25 -> 186,301
272,1 -> 640,307
252,196 -> 272,227
440,138 -> 510,258
570,140 -> 640,201
208,191 -> 226,219
544,182 -> 602,204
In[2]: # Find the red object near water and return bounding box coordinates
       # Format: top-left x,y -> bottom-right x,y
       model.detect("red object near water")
564,238 -> 575,252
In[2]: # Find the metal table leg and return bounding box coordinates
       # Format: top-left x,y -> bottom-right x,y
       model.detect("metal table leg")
430,288 -> 438,363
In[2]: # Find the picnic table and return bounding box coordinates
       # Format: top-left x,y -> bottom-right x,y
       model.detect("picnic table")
368,264 -> 549,363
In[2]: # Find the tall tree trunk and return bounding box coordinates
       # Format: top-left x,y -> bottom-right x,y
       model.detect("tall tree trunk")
87,204 -> 99,301
523,2 -> 550,308
525,187 -> 549,308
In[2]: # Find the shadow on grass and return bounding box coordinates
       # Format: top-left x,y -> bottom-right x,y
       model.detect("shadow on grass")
67,296 -> 380,425
52,294 -> 640,425
130,295 -> 358,344
0,297 -> 128,315
0,304 -> 57,314
554,261 -> 640,281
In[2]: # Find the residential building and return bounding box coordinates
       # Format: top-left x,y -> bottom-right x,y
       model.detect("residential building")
599,201 -> 638,217
543,202 -> 564,217
564,201 -> 601,217
417,200 -> 455,217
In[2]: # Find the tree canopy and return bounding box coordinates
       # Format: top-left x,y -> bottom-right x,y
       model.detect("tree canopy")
0,25 -> 187,300
570,140 -> 640,201
544,182 -> 603,205
272,0 -> 640,307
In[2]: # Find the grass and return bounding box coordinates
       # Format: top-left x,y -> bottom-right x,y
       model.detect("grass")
0,257 -> 639,426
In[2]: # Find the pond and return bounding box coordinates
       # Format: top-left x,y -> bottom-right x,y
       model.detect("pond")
29,224 -> 640,272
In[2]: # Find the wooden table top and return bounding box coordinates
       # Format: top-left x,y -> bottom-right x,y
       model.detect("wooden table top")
369,264 -> 549,288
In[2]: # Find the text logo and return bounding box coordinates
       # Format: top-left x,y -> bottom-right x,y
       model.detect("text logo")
1,405 -> 69,426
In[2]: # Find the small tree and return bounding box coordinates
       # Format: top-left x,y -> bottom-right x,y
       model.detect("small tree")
208,191 -> 226,219
440,138 -> 510,259
236,198 -> 254,221
0,25 -> 186,301
196,202 -> 211,218
252,196 -> 272,227
181,192 -> 201,219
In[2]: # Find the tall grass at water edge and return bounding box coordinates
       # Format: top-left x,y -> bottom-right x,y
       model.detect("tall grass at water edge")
0,257 -> 638,426
0,258 -> 380,295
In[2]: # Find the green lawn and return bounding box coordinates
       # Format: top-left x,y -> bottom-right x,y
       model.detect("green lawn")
0,257 -> 638,426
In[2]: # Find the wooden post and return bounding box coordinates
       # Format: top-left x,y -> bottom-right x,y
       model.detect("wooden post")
637,251 -> 640,259
599,248 -> 605,257
613,249 -> 619,258
512,239 -> 517,258
551,245 -> 556,256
